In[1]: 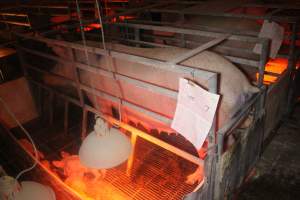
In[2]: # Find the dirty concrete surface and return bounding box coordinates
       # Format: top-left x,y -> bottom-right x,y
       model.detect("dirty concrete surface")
238,102 -> 300,200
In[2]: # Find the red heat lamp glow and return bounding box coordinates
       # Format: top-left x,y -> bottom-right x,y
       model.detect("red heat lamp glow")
111,15 -> 135,23
256,58 -> 289,85
76,23 -> 102,32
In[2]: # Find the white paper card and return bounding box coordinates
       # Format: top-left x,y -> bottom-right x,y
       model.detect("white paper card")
171,78 -> 220,149
253,20 -> 284,58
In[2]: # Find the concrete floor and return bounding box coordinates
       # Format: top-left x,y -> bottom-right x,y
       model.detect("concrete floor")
238,103 -> 300,200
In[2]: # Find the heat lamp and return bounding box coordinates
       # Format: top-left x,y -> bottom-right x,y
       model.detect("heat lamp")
0,97 -> 56,200
79,117 -> 132,169
0,176 -> 55,200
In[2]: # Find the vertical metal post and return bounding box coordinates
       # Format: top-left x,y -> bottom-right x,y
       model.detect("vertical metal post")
16,47 -> 29,77
16,44 -> 40,119
207,73 -> 218,200
257,39 -> 270,87
37,85 -> 42,116
180,13 -> 186,48
67,0 -> 73,20
81,108 -> 88,141
258,86 -> 267,156
255,38 -> 269,122
64,101 -> 69,135
71,48 -> 85,105
2,15 -> 12,40
256,38 -> 269,157
134,28 -> 140,47
126,133 -> 137,176
49,90 -> 54,125
285,22 -> 298,114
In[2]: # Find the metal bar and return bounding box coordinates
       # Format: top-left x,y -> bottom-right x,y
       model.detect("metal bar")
49,90 -> 54,125
19,47 -> 176,125
81,108 -> 88,141
37,84 -> 42,116
0,20 -> 30,27
148,8 -> 300,23
206,73 -> 218,200
79,84 -> 172,125
20,46 -> 178,115
134,27 -> 140,47
266,8 -> 283,18
167,34 -> 231,65
20,5 -> 69,9
126,133 -> 137,176
16,33 -> 216,81
64,101 -> 69,135
285,22 -> 298,113
24,63 -> 77,87
244,3 -> 300,10
30,79 -> 80,106
258,39 -> 270,87
0,12 -> 28,17
129,19 -> 259,37
287,23 -> 298,73
70,48 -> 85,105
207,74 -> 218,200
110,50 -> 215,80
104,0 -> 178,21
116,74 -> 177,99
179,13 -> 186,48
217,92 -> 261,136
28,79 -> 204,167
16,46 -> 41,121
92,109 -> 205,167
86,31 -> 261,66
107,22 -> 263,43
225,56 -> 259,68
116,32 -> 261,66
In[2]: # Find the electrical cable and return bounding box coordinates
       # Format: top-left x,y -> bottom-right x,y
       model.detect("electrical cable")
0,97 -> 39,181
95,0 -> 124,126
75,0 -> 101,114
76,0 -> 123,127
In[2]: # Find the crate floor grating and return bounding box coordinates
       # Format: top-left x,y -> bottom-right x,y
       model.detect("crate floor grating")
9,122 -> 199,200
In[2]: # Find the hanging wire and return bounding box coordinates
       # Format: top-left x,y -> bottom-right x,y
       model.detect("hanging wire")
0,97 -> 39,181
95,0 -> 124,126
75,0 -> 124,126
75,0 -> 109,136
75,0 -> 100,113
95,0 -> 107,51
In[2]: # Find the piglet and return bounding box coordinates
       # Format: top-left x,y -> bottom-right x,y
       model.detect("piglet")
52,151 -> 106,182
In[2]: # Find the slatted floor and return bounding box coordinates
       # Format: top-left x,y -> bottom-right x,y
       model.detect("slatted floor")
2,118 -> 200,200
